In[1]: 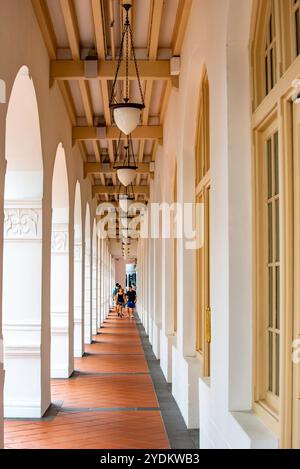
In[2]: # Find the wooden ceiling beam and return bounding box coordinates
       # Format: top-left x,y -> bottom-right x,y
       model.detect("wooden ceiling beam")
91,0 -> 106,60
78,80 -> 93,125
73,125 -> 163,141
85,162 -> 150,175
109,0 -> 116,60
172,0 -> 192,56
58,81 -> 77,126
148,0 -> 164,59
31,0 -> 57,59
93,185 -> 150,196
59,0 -> 80,60
51,60 -> 171,80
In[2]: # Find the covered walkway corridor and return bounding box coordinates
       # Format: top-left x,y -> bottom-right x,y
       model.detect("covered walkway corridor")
1,0 -> 300,451
4,312 -> 197,449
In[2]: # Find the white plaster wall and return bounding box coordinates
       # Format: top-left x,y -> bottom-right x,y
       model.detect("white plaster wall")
139,0 -> 278,448
114,257 -> 126,288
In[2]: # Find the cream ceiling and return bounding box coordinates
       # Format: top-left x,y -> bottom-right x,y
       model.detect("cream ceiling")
31,0 -> 191,257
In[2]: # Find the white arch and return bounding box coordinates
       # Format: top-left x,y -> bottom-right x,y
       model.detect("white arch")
50,143 -> 72,378
73,182 -> 84,357
3,66 -> 45,418
84,203 -> 92,344
5,66 -> 43,199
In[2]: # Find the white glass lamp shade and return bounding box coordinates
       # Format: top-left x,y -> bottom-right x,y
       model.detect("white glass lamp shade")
112,104 -> 143,135
117,167 -> 136,187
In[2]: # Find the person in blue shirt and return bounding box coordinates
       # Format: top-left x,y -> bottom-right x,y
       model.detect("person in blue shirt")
126,286 -> 137,319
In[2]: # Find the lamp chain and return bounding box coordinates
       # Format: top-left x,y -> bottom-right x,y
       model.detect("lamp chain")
109,4 -> 145,107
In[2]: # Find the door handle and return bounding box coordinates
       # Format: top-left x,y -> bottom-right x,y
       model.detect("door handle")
205,307 -> 211,344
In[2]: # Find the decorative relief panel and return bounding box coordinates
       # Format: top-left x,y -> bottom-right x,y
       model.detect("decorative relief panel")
4,208 -> 40,240
51,224 -> 69,254
74,243 -> 82,261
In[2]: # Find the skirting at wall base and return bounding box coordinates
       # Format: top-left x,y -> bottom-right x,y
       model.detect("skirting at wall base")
172,345 -> 200,429
160,331 -> 176,383
51,368 -> 73,379
152,322 -> 161,359
198,378 -> 279,449
4,401 -> 45,419
0,366 -> 4,449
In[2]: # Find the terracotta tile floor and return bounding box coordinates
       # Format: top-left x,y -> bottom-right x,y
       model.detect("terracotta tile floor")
4,312 -> 170,449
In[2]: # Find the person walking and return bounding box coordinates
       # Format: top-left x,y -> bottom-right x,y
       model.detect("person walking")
126,285 -> 137,319
115,286 -> 126,318
112,283 -> 119,309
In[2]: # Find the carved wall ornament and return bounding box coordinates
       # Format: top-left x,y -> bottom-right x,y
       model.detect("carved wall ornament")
74,243 -> 82,261
51,230 -> 69,253
4,208 -> 39,239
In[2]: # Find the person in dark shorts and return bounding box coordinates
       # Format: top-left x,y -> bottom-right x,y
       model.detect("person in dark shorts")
115,287 -> 126,317
126,286 -> 137,319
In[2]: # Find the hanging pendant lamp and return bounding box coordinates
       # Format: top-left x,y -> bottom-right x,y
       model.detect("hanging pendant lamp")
114,134 -> 138,187
109,2 -> 145,135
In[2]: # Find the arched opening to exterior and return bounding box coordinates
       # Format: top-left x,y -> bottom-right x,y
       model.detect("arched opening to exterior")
3,66 -> 45,418
92,219 -> 97,336
51,143 -> 72,378
73,182 -> 83,357
84,204 -> 92,344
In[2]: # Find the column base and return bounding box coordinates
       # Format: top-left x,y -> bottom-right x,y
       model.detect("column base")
51,368 -> 73,379
4,400 -> 45,419
0,365 -> 4,449
152,322 -> 161,359
171,345 -> 200,429
160,332 -> 177,383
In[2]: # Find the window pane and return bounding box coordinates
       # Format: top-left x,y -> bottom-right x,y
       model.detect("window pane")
275,198 -> 280,262
268,203 -> 273,262
275,334 -> 280,396
274,132 -> 279,195
295,7 -> 300,56
267,138 -> 272,198
269,267 -> 273,327
276,267 -> 280,329
265,55 -> 269,96
270,48 -> 274,90
268,331 -> 273,392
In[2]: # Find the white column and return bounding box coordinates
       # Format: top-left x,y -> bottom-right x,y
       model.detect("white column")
152,237 -> 162,358
51,223 -> 72,378
3,200 -> 46,417
148,238 -> 154,342
74,239 -> 84,357
160,236 -> 175,382
100,239 -> 104,324
96,235 -> 101,330
84,242 -> 92,344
